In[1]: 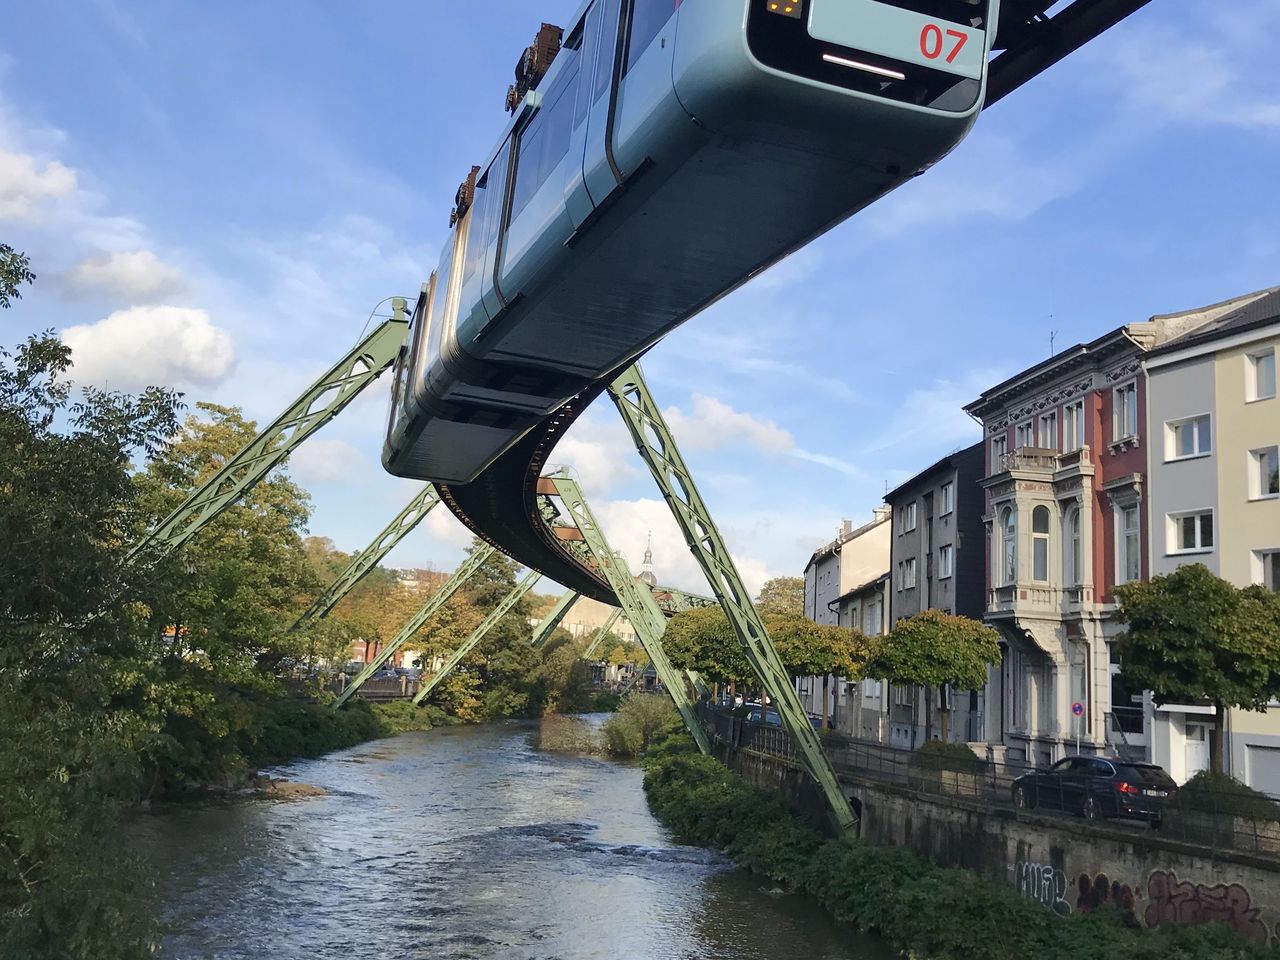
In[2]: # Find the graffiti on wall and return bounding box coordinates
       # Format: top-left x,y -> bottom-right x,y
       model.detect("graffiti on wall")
1014,860 -> 1072,917
1145,871 -> 1271,945
1075,873 -> 1138,927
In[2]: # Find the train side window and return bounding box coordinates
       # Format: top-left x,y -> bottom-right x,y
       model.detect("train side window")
625,0 -> 676,74
575,3 -> 601,128
510,57 -> 580,219
594,0 -> 621,104
461,172 -> 492,288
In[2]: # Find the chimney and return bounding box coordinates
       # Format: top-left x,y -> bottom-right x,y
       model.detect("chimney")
872,505 -> 892,523
839,519 -> 854,538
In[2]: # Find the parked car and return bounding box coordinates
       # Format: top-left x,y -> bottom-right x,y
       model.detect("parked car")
746,707 -> 782,728
1011,756 -> 1177,823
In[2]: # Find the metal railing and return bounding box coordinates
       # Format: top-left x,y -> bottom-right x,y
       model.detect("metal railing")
331,674 -> 421,702
697,705 -> 1280,858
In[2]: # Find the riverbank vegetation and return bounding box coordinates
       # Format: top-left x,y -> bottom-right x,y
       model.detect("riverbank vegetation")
531,694 -> 677,758
643,725 -> 1279,960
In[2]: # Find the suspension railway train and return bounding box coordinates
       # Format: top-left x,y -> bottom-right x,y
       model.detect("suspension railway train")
386,0 -> 997,484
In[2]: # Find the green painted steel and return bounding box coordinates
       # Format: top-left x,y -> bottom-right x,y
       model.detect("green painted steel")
608,364 -> 857,833
650,586 -> 718,616
333,543 -> 495,709
547,474 -> 711,756
291,485 -> 440,633
530,589 -> 580,647
582,608 -> 622,660
413,568 -> 541,705
130,309 -> 410,563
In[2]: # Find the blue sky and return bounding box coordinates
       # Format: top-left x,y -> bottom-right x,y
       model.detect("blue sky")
2,0 -> 1277,595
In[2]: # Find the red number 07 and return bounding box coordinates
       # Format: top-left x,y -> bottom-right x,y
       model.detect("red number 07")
920,23 -> 968,63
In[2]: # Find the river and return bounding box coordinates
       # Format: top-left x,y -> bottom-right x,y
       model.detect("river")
135,721 -> 890,960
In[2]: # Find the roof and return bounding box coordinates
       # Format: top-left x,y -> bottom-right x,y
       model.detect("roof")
964,287 -> 1272,418
803,513 -> 890,572
884,442 -> 983,504
835,571 -> 891,605
1147,286 -> 1280,358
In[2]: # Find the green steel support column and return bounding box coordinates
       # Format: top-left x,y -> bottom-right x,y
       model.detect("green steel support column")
582,608 -> 622,660
548,475 -> 711,756
413,568 -> 541,705
530,589 -> 580,648
291,485 -> 441,633
333,544 -> 494,709
129,307 -> 410,563
608,364 -> 857,833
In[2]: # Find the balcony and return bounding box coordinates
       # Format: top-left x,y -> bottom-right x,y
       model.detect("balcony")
988,445 -> 1096,482
988,584 -> 1061,613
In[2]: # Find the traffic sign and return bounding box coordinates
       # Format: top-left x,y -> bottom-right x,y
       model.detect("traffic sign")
1071,701 -> 1085,717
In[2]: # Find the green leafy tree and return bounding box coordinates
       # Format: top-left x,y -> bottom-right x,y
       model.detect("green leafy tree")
866,610 -> 1001,744
1115,564 -> 1280,774
664,607 -> 754,688
756,576 -> 805,617
0,329 -> 179,959
767,613 -> 870,729
0,244 -> 35,309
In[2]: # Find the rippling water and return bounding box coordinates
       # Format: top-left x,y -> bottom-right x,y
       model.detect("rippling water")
135,721 -> 890,960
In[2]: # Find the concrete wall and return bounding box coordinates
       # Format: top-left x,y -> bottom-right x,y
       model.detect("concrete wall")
720,741 -> 1280,947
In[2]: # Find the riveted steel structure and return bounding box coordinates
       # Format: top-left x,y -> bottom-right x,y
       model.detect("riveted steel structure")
291,485 -> 441,633
333,543 -> 495,709
530,589 -> 580,647
607,363 -> 856,833
413,568 -> 541,705
131,307 -> 410,563
546,474 -> 711,756
582,608 -> 622,660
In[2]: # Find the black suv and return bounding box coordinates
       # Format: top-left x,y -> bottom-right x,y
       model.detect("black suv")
1011,756 -> 1177,824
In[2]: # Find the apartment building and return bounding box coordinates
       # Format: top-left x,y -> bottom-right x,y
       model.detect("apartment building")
1143,286 -> 1280,791
880,442 -> 987,747
799,509 -> 891,731
962,292 -> 1253,766
835,572 -> 892,740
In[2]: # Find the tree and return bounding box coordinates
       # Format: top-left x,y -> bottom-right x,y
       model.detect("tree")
0,244 -> 35,310
664,607 -> 754,688
767,613 -> 871,729
866,610 -> 1002,744
756,576 -> 805,617
1115,564 -> 1280,775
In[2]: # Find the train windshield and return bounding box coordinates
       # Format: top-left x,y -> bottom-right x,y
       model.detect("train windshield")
748,0 -> 993,112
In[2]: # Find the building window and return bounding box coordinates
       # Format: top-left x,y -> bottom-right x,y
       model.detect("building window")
1165,415 -> 1212,460
1065,506 -> 1082,585
1112,381 -> 1138,443
938,544 -> 954,578
900,501 -> 917,533
991,434 -> 1008,468
1015,421 -> 1035,448
902,557 -> 917,589
1118,506 -> 1141,583
1063,400 -> 1084,452
1169,510 -> 1214,554
999,506 -> 1017,586
1039,411 -> 1058,451
1248,349 -> 1276,402
941,481 -> 954,515
1254,550 -> 1280,592
1250,446 -> 1280,500
1032,506 -> 1050,582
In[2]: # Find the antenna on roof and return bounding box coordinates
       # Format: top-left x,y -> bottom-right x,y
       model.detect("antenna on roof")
1049,316 -> 1057,356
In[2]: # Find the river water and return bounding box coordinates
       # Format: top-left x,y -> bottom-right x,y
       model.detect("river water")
135,721 -> 890,960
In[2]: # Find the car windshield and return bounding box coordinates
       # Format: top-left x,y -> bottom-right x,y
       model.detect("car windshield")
1117,764 -> 1176,785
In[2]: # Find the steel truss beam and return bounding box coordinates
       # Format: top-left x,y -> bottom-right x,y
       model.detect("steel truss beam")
530,589 -> 580,647
413,568 -> 541,705
582,608 -> 622,660
333,544 -> 495,708
607,364 -> 856,833
291,485 -> 441,633
547,474 -> 711,755
130,307 -> 410,563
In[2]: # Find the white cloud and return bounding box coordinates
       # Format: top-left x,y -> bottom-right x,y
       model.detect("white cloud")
859,368 -> 1001,458
421,501 -> 479,552
62,305 -> 235,390
0,148 -> 77,222
61,249 -> 188,303
663,394 -> 793,454
288,438 -> 364,485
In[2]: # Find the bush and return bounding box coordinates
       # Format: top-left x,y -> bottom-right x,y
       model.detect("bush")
602,694 -> 676,757
911,740 -> 985,773
642,727 -> 1280,960
1176,772 -> 1280,821
590,691 -> 622,712
532,715 -> 602,754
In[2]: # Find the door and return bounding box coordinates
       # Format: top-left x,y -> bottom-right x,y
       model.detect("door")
1184,722 -> 1211,780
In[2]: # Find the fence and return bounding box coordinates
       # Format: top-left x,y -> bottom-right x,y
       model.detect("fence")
331,674 -> 421,702
695,704 -> 1280,858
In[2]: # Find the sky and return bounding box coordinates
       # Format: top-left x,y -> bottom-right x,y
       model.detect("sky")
2,1 -> 1278,597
